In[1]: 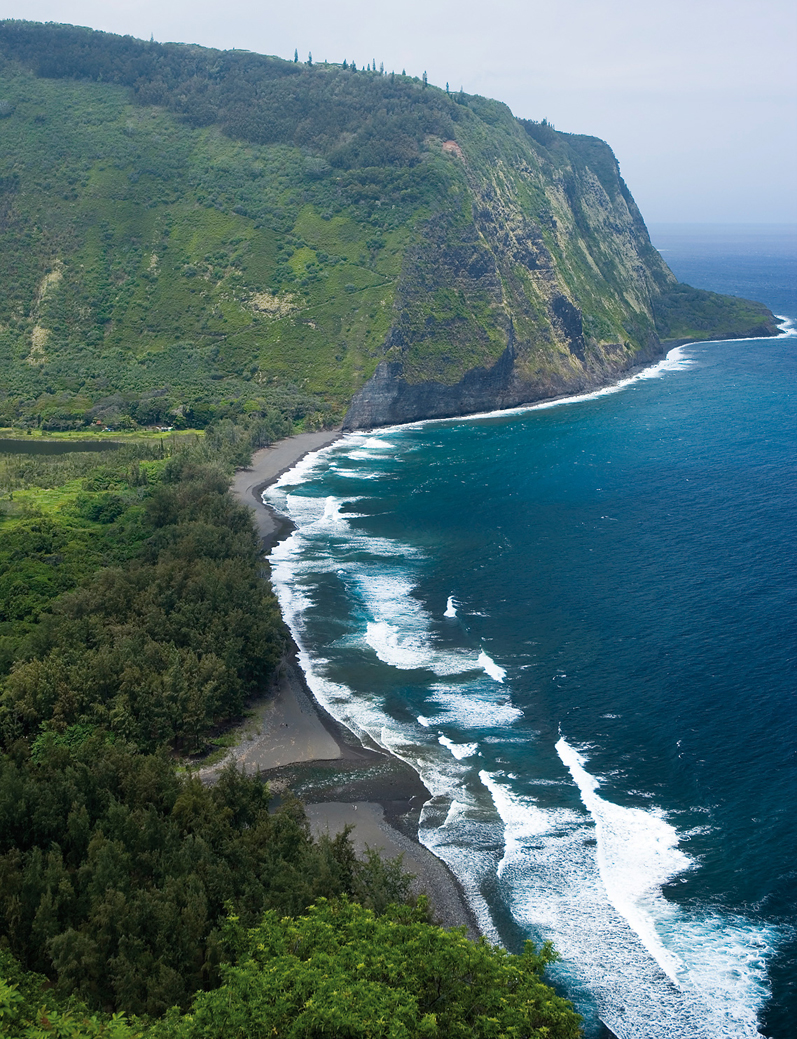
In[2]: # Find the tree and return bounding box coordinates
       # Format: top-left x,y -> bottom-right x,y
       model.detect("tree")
307,51 -> 312,66
0,739 -> 419,1016
149,899 -> 582,1039
293,48 -> 298,62
0,900 -> 581,1039
422,70 -> 428,88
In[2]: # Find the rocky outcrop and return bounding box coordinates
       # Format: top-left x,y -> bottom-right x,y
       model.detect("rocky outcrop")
343,126 -> 776,429
343,330 -> 662,429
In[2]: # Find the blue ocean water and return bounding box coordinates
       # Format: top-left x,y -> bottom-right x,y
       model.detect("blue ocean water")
266,225 -> 796,1038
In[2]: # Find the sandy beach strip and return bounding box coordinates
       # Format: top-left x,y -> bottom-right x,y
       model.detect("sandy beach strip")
220,429 -> 477,933
232,429 -> 342,546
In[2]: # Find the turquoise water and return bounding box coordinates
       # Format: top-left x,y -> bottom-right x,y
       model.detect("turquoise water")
266,227 -> 796,1038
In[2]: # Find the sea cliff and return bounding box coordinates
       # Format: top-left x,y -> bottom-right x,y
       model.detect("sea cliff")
0,20 -> 779,434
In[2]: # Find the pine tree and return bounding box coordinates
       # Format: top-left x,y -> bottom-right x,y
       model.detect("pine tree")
446,81 -> 449,93
308,51 -> 312,65
342,59 -> 348,69
294,48 -> 298,63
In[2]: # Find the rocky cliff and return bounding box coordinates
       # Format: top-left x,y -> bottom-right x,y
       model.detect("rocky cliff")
344,122 -> 776,427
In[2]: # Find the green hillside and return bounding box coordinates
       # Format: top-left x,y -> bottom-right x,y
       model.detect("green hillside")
0,20 -> 777,432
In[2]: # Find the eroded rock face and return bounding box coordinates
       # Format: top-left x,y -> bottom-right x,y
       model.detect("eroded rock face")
343,332 -> 663,429
343,129 -> 673,429
344,135 -> 670,429
343,126 -> 776,430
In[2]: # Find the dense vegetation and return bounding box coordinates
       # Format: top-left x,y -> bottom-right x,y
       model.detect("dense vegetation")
2,458 -> 285,751
0,435 -> 287,1011
1,900 -> 582,1038
0,20 -> 776,434
0,433 -> 582,1036
0,429 -> 269,702
0,747 -> 416,1016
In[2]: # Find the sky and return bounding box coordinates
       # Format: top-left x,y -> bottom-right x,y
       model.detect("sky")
3,0 -> 796,224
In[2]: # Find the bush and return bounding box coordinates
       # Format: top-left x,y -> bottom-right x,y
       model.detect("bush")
150,898 -> 582,1038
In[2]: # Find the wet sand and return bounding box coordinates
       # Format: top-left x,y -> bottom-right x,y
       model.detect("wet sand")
216,430 -> 477,933
232,429 -> 342,547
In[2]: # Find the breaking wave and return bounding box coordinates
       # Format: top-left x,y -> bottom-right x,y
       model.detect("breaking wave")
264,419 -> 784,1037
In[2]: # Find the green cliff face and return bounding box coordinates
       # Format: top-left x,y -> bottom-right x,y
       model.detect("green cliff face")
0,21 -> 777,431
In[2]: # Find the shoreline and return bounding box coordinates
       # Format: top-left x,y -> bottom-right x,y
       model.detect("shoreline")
223,428 -> 478,934
219,327 -> 791,938
213,345 -> 717,936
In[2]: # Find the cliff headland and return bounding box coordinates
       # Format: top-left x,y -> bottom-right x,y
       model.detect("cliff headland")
0,19 -> 778,436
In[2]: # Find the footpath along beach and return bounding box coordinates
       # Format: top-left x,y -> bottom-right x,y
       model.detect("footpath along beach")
202,430 -> 476,933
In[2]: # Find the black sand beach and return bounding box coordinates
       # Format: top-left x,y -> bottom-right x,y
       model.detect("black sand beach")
209,431 -> 477,934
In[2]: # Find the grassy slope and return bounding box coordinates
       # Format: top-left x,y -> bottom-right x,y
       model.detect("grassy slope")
0,67 -> 430,428
0,21 -> 777,429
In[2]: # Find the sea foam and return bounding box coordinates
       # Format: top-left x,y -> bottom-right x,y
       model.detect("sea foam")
363,438 -> 397,449
478,649 -> 507,682
366,620 -> 435,670
438,735 -> 479,760
424,685 -> 524,728
555,736 -> 692,983
479,766 -> 775,1037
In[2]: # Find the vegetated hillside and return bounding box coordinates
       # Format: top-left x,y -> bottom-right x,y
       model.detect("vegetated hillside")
0,21 -> 778,431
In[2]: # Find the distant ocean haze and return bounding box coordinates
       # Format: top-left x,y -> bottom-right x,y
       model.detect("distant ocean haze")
266,226 -> 797,1038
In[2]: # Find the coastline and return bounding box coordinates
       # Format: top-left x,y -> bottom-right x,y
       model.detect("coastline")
214,334 -> 777,936
213,345 -> 719,936
221,429 -> 478,934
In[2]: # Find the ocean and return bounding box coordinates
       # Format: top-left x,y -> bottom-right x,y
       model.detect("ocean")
265,224 -> 797,1038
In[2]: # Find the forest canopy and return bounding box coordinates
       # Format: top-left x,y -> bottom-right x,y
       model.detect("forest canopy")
0,429 -> 582,1036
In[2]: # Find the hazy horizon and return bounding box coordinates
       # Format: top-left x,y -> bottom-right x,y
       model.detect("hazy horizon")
2,1 -> 795,224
